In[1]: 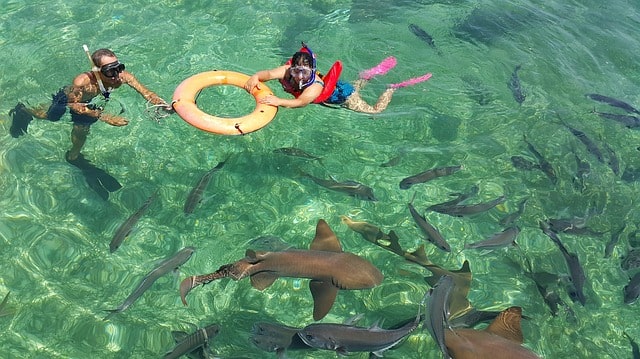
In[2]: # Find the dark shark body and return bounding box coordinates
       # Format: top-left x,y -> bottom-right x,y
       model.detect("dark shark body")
180,220 -> 383,320
445,307 -> 540,359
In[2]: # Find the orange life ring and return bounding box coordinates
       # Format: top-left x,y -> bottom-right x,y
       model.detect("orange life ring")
172,70 -> 278,135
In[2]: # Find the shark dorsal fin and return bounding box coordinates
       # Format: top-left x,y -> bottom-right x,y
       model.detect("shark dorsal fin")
310,219 -> 342,252
485,306 -> 524,344
455,260 -> 471,274
309,280 -> 338,320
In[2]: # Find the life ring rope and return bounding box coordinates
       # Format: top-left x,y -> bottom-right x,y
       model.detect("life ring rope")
172,70 -> 278,135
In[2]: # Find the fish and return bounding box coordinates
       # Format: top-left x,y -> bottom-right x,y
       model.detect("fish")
339,215 -> 391,245
251,321 -> 308,358
508,65 -> 526,105
300,171 -> 377,201
423,275 -> 454,359
449,308 -> 500,329
523,134 -> 557,185
109,190 -> 158,253
399,165 -> 462,190
424,261 -> 473,325
408,193 -> 451,252
184,160 -> 227,214
603,142 -> 620,176
512,256 -> 568,318
247,235 -> 295,252
444,306 -> 541,359
547,216 -> 604,236
426,185 -> 479,213
592,109 -> 640,128
572,151 -> 591,191
510,155 -> 540,171
540,221 -> 587,306
605,224 -> 626,258
624,331 -> 640,359
164,324 -> 220,359
380,154 -> 402,167
408,23 -> 439,52
622,248 -> 640,271
0,291 -> 12,318
341,216 -> 406,255
297,291 -> 424,357
273,147 -> 322,162
560,121 -> 605,163
104,246 -> 195,320
624,272 -> 640,304
586,93 -> 640,115
170,331 -> 207,359
430,195 -> 506,217
629,229 -> 640,248
499,197 -> 528,227
464,226 -> 520,250
179,219 -> 383,320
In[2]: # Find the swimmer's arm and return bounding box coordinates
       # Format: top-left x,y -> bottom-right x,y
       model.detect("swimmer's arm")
67,76 -> 127,126
245,66 -> 288,91
66,77 -> 102,118
260,83 -> 323,108
120,72 -> 169,106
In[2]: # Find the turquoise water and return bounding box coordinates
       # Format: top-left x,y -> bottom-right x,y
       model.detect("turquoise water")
2,0 -> 640,358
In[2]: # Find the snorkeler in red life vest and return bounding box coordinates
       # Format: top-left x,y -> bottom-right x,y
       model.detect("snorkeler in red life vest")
244,42 -> 432,114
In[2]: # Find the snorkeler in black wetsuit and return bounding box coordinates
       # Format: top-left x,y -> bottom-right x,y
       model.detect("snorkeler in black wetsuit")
9,47 -> 171,200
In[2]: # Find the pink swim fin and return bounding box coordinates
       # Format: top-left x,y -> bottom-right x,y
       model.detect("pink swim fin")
390,73 -> 432,89
359,56 -> 397,80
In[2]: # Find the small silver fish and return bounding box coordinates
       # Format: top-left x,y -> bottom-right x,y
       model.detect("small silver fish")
110,190 -> 158,253
273,147 -> 322,162
184,160 -> 226,214
104,247 -> 195,320
164,324 -> 220,359
408,194 -> 451,252
300,171 -> 377,201
424,275 -> 454,359
464,226 -> 520,250
400,165 -> 462,190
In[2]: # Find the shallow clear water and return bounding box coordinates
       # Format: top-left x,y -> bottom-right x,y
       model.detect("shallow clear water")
1,0 -> 640,358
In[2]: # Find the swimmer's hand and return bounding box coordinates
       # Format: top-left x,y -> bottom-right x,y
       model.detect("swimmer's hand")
148,95 -> 174,112
100,114 -> 129,126
258,95 -> 281,107
244,74 -> 262,92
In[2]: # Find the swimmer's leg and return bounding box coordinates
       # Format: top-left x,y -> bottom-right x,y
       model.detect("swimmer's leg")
9,103 -> 33,138
67,124 -> 90,162
343,87 -> 396,114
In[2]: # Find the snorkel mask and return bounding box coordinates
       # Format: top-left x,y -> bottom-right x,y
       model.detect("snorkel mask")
100,61 -> 125,78
290,43 -> 317,89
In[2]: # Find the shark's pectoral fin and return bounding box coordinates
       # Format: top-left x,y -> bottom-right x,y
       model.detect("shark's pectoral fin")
250,272 -> 279,290
485,306 -> 524,344
309,280 -> 338,321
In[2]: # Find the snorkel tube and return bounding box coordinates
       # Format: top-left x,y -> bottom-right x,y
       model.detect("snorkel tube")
82,44 -> 110,100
